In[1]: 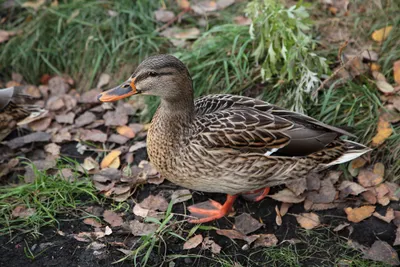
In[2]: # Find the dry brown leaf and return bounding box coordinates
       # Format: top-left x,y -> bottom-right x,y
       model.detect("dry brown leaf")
171,189 -> 192,204
12,206 -> 36,218
101,150 -> 121,169
306,179 -> 336,203
363,241 -> 399,266
83,218 -> 102,228
385,182 -> 400,201
192,1 -> 217,14
79,88 -> 102,103
376,80 -> 395,94
216,229 -> 258,244
28,117 -> 52,131
81,157 -> 99,172
97,73 -> 111,89
6,132 -> 51,149
268,189 -> 305,203
373,162 -> 385,178
362,189 -> 377,205
44,143 -> 60,157
79,129 -> 107,143
375,183 -> 389,198
103,210 -> 123,227
373,208 -> 394,223
344,206 -> 375,223
339,181 -> 366,196
129,220 -> 158,236
108,134 -> 129,145
55,112 -> 75,124
371,26 -> 393,42
370,63 -> 381,71
233,16 -> 252,25
154,9 -> 175,23
202,237 -> 221,254
116,126 -> 135,139
234,213 -> 264,235
280,203 -> 292,217
183,234 -> 203,250
132,204 -> 149,218
295,213 -> 320,230
75,111 -> 96,127
275,205 -> 282,226
394,60 -> 400,85
177,0 -> 190,9
358,169 -> 383,187
216,0 -> 234,10
139,194 -> 168,212
108,156 -> 120,169
22,0 -> 46,11
253,234 -> 278,248
103,110 -> 128,126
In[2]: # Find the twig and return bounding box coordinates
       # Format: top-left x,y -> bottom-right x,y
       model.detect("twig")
312,43 -> 365,98
156,8 -> 191,33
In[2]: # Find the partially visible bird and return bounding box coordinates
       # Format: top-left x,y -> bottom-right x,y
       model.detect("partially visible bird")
0,86 -> 47,142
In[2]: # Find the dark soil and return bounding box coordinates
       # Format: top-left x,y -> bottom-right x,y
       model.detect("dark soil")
1,181 -> 398,267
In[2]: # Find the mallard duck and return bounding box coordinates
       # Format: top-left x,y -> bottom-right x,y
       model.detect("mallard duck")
0,86 -> 46,142
98,55 -> 371,223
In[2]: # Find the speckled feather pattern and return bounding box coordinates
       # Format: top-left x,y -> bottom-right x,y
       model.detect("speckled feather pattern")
147,94 -> 366,195
0,101 -> 30,141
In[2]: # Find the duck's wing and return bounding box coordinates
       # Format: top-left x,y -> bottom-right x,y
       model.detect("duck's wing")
193,94 -> 354,156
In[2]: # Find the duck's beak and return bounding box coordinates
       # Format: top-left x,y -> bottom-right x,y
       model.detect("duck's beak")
97,77 -> 138,102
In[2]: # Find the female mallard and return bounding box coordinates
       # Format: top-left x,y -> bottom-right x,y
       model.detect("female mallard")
0,86 -> 46,142
98,55 -> 371,223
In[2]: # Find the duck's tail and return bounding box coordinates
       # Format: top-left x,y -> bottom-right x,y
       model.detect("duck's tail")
322,140 -> 372,167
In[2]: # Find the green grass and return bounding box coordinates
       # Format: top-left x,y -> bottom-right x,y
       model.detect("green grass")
0,158 -> 98,235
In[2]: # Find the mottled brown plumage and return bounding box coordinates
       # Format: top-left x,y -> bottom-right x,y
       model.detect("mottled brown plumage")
0,87 -> 45,141
98,54 -> 371,223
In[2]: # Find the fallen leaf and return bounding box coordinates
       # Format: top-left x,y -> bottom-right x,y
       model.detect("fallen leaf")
171,189 -> 192,204
376,80 -> 395,94
371,26 -> 393,42
88,241 -> 106,251
253,234 -> 278,248
83,218 -> 102,228
373,162 -> 385,178
79,88 -> 102,103
202,237 -> 221,254
48,76 -> 70,96
154,9 -> 175,23
12,206 -> 36,218
108,156 -> 120,169
103,210 -> 123,227
139,194 -> 168,212
333,222 -> 350,232
216,229 -> 258,244
361,50 -> 378,62
116,126 -> 135,139
81,157 -> 99,172
192,1 -> 217,15
275,206 -> 282,226
183,234 -> 203,250
394,60 -> 400,85
370,63 -> 381,71
177,0 -> 190,9
339,181 -> 366,196
28,117 -> 52,131
103,110 -> 128,126
129,141 -> 147,152
132,204 -> 149,218
306,179 -> 336,203
75,111 -> 96,127
268,188 -> 305,203
344,206 -> 375,223
79,129 -> 108,142
100,150 -> 121,169
21,0 -> 46,11
385,182 -> 400,201
55,112 -> 75,124
358,169 -> 383,187
233,16 -> 252,26
234,213 -> 264,235
44,143 -> 60,157
295,213 -> 320,230
362,190 -> 377,205
279,203 -> 292,216
104,226 -> 112,235
373,208 -> 394,223
0,30 -> 19,44
129,220 -> 158,236
97,73 -> 111,89
5,132 -> 51,149
216,0 -> 235,10
108,134 -> 129,145
363,241 -> 399,266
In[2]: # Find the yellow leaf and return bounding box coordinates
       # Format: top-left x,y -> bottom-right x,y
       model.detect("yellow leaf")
394,60 -> 400,85
295,212 -> 320,229
116,126 -> 135,138
100,150 -> 121,169
371,26 -> 393,42
108,156 -> 120,169
371,118 -> 393,146
370,63 -> 380,71
344,206 -> 375,223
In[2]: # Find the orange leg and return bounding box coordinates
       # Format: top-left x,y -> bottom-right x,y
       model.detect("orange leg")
241,187 -> 270,202
188,194 -> 238,223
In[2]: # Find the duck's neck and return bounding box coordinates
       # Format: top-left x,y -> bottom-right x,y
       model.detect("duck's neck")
157,94 -> 195,126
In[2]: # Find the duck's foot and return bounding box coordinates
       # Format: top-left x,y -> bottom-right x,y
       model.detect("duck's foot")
188,194 -> 237,223
241,187 -> 270,202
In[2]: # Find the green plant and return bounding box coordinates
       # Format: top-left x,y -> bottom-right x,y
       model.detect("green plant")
246,0 -> 328,112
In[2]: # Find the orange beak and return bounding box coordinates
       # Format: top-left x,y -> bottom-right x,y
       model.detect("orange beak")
97,78 -> 138,102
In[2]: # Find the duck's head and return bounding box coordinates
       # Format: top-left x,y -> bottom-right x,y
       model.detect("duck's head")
97,54 -> 193,102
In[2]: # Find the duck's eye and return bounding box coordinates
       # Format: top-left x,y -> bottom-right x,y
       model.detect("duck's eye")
148,71 -> 158,77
